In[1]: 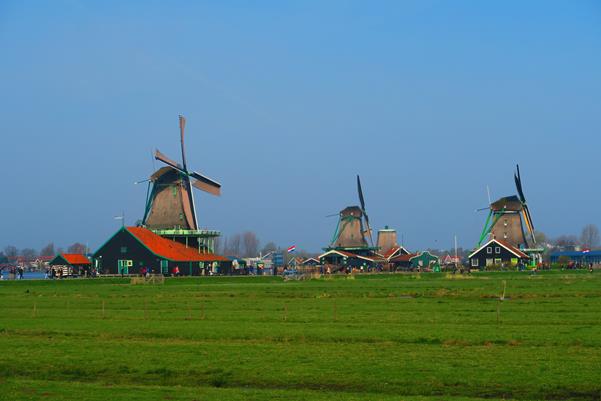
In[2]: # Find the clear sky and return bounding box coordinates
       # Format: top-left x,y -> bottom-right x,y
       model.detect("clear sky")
1,1 -> 600,253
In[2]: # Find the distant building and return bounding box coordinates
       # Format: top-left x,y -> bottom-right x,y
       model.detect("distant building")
549,251 -> 601,265
468,239 -> 529,269
301,257 -> 320,266
442,254 -> 462,265
390,251 -> 439,271
319,249 -> 378,269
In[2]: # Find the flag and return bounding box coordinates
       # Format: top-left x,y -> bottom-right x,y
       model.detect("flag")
287,245 -> 296,253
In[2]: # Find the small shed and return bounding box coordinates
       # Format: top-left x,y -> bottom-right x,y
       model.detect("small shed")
49,253 -> 91,277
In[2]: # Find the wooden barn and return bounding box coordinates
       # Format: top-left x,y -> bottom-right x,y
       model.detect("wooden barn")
93,226 -> 229,276
468,239 -> 529,269
49,253 -> 91,277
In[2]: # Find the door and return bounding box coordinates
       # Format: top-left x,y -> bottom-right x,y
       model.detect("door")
117,260 -> 130,275
160,260 -> 169,275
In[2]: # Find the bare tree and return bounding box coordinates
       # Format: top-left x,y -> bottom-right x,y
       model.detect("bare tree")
40,242 -> 55,256
261,241 -> 277,255
67,243 -> 87,254
213,236 -> 223,255
242,231 -> 260,257
21,248 -> 38,260
553,235 -> 579,251
534,231 -> 547,245
4,246 -> 18,259
580,224 -> 600,250
229,234 -> 241,257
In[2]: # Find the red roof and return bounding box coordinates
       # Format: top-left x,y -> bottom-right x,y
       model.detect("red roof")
61,254 -> 91,265
127,227 -> 228,262
390,253 -> 418,263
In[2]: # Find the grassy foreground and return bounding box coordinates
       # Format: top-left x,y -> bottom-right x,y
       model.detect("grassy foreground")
0,271 -> 600,401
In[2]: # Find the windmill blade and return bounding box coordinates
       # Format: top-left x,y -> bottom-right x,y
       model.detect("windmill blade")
363,212 -> 374,247
325,213 -> 339,218
155,149 -> 184,171
357,175 -> 366,211
523,205 -> 536,240
356,175 -> 374,246
190,171 -> 221,196
476,206 -> 491,212
514,164 -> 527,203
181,177 -> 198,230
179,115 -> 188,170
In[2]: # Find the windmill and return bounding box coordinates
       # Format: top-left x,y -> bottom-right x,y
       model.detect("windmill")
142,115 -> 221,231
476,165 -> 536,249
329,175 -> 375,249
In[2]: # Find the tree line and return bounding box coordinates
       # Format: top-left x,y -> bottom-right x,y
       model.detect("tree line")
0,242 -> 89,264
214,231 -> 316,260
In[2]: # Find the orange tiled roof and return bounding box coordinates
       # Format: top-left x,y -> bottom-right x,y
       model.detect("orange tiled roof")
127,227 -> 229,262
61,254 -> 91,265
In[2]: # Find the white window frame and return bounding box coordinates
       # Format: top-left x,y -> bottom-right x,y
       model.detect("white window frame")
471,258 -> 479,267
495,247 -> 501,254
486,247 -> 493,254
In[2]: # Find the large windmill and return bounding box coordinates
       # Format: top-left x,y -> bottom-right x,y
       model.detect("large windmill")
142,115 -> 221,232
476,165 -> 537,250
328,175 -> 376,252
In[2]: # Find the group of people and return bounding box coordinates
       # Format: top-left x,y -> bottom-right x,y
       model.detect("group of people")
0,266 -> 25,280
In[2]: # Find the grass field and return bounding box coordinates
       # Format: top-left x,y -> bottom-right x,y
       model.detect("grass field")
1,271 -> 600,401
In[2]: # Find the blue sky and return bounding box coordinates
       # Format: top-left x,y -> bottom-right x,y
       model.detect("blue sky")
1,1 -> 600,252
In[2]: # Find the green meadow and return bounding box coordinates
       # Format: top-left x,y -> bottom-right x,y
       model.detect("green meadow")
0,272 -> 600,401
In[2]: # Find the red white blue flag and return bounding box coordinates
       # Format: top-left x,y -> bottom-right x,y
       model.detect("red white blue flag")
287,245 -> 296,253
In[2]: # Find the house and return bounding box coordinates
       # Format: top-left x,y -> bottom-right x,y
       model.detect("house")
468,239 -> 529,269
318,249 -> 379,270
380,245 -> 411,261
301,257 -> 320,266
442,254 -> 462,266
390,251 -> 439,271
389,253 -> 419,270
287,256 -> 304,268
49,253 -> 91,276
410,251 -> 440,271
93,226 -> 229,276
